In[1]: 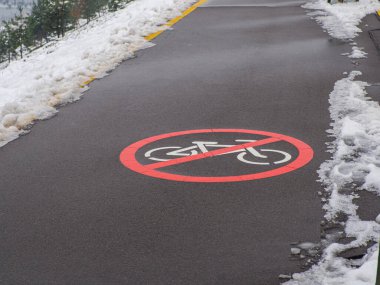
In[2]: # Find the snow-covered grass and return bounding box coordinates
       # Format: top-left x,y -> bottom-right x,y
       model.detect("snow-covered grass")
285,1 -> 380,284
0,0 -> 196,147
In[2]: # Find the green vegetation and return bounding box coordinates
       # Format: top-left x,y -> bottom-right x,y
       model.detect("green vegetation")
0,0 -> 133,63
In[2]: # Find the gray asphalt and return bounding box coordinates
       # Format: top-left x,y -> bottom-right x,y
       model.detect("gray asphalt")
0,1 -> 378,285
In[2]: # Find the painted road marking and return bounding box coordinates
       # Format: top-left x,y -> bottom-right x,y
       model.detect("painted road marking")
120,129 -> 314,183
80,76 -> 96,88
146,137 -> 282,170
144,139 -> 292,165
144,0 -> 208,41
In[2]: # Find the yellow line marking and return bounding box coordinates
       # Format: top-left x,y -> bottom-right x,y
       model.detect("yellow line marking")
80,0 -> 206,88
144,0 -> 207,41
377,10 -> 380,17
80,76 -> 96,88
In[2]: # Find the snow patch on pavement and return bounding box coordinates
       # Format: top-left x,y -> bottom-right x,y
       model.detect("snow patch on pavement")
303,0 -> 380,40
348,46 -> 367,59
341,46 -> 367,59
0,0 -> 196,147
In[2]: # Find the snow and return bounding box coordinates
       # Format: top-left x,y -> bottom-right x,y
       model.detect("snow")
376,214 -> 380,224
291,248 -> 302,255
0,0 -> 196,147
298,242 -> 318,250
284,1 -> 380,284
345,248 -> 379,285
303,0 -> 380,40
348,46 -> 367,59
288,245 -> 379,285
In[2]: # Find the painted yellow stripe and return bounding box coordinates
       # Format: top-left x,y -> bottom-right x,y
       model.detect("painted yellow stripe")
81,0 -> 206,88
145,0 -> 207,41
80,76 -> 95,88
377,10 -> 380,17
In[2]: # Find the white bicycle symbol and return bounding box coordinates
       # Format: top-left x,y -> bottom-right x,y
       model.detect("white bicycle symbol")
144,139 -> 292,165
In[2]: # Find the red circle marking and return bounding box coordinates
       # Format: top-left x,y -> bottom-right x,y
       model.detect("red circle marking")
119,129 -> 314,183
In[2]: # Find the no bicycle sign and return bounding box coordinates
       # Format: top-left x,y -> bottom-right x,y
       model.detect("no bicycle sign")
119,129 -> 314,183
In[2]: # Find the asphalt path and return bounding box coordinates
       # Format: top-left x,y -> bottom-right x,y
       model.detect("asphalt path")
0,1 -> 375,284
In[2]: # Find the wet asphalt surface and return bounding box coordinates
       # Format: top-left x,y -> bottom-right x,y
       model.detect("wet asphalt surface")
0,1 -> 379,284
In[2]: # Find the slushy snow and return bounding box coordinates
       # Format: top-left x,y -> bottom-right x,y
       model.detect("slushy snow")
0,0 -> 196,147
285,1 -> 380,284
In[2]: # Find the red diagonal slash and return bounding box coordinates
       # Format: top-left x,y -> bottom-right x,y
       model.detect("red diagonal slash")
146,137 -> 282,170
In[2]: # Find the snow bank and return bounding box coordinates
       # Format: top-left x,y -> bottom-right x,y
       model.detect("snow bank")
303,0 -> 380,40
285,72 -> 380,284
0,0 -> 196,147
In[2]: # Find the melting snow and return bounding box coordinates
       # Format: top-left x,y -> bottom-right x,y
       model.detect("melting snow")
348,46 -> 367,59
